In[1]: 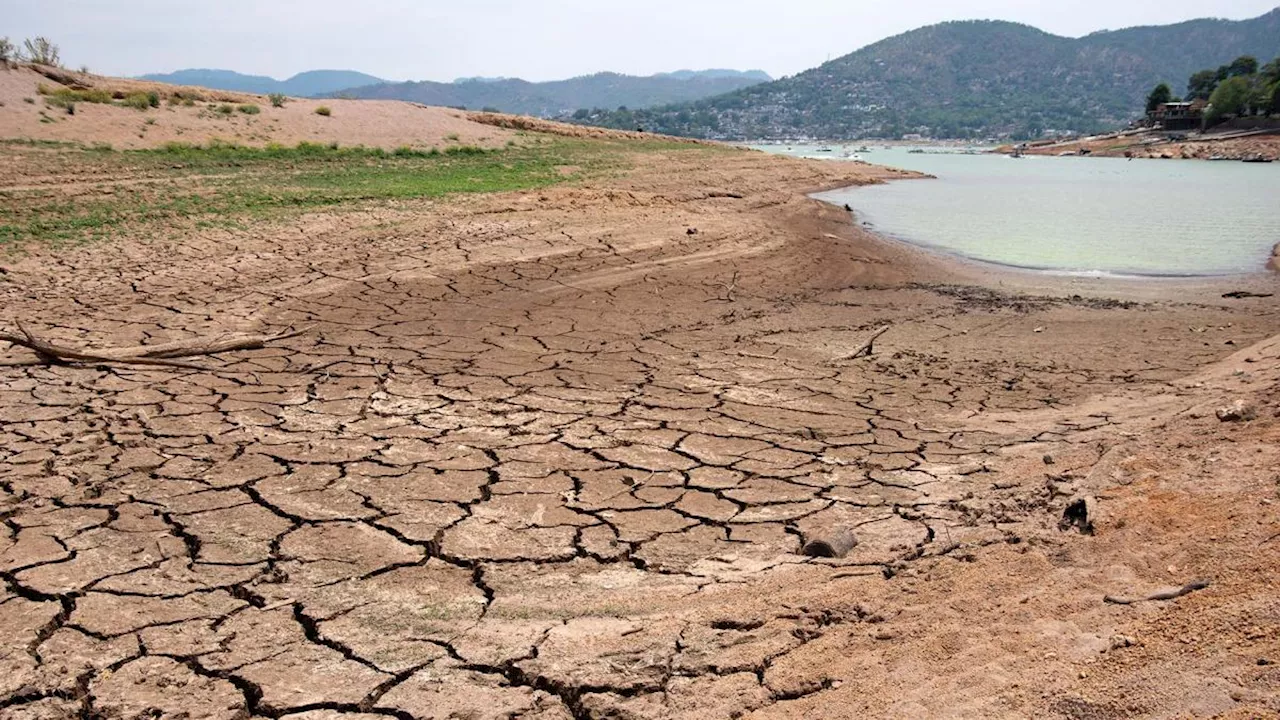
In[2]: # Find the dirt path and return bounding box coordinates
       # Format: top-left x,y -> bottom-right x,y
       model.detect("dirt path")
1,147 -> 1278,719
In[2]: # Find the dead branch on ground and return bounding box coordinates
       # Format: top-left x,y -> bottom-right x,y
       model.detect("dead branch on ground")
0,324 -> 311,370
828,326 -> 890,364
709,271 -> 739,302
1103,579 -> 1210,605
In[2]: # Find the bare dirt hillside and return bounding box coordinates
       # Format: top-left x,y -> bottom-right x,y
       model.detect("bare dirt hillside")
0,66 -> 514,150
1,85 -> 1278,719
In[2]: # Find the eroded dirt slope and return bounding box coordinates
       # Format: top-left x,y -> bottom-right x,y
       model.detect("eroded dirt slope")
0,66 -> 513,150
1,147 -> 1279,719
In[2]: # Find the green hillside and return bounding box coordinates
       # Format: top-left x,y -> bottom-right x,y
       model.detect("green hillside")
573,9 -> 1280,140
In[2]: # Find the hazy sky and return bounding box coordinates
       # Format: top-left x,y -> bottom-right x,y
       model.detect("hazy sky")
6,0 -> 1278,81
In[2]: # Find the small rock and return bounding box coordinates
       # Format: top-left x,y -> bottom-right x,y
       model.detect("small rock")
1109,635 -> 1137,650
686,228 -> 698,235
1216,400 -> 1257,423
1043,454 -> 1055,465
1033,327 -> 1045,333
872,629 -> 897,641
1259,658 -> 1273,666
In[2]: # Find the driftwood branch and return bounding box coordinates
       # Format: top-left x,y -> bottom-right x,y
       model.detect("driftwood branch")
106,327 -> 311,359
709,271 -> 740,302
829,326 -> 890,364
0,325 -> 311,370
1104,579 -> 1210,605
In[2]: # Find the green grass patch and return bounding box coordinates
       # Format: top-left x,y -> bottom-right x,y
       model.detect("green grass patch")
121,93 -> 153,111
41,88 -> 114,107
1,137 -> 704,246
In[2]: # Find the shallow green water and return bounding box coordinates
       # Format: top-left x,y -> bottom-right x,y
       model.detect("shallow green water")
763,145 -> 1280,276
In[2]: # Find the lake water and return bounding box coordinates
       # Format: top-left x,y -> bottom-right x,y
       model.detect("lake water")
760,145 -> 1280,276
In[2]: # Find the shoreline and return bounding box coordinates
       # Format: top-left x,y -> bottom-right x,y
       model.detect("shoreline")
819,197 -> 1279,303
845,208 -> 1279,285
1006,129 -> 1280,162
803,159 -> 1280,284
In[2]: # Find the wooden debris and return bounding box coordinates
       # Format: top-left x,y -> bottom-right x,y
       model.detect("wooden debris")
710,271 -> 740,302
802,529 -> 859,558
830,326 -> 890,363
1104,579 -> 1211,605
0,324 -> 311,370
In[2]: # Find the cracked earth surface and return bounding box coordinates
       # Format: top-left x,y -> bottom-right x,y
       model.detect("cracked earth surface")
2,146 -> 1279,719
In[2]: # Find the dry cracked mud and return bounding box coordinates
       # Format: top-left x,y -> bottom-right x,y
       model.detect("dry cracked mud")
2,147 -> 1279,719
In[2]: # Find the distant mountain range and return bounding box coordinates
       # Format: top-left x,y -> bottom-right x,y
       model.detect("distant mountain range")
137,69 -> 387,97
572,8 -> 1280,140
136,68 -> 771,114
333,70 -> 773,116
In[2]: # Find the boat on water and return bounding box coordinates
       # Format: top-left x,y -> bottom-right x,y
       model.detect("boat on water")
1242,155 -> 1274,163
816,147 -> 834,153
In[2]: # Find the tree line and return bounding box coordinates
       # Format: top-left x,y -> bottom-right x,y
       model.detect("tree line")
1146,54 -> 1280,125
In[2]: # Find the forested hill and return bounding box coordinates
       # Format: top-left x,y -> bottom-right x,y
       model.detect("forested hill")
334,70 -> 771,117
572,9 -> 1280,140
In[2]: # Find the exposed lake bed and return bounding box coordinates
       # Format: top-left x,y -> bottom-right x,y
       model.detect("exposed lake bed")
760,144 -> 1280,277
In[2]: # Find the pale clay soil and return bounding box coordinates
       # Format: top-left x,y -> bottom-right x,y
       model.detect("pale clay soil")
1,78 -> 1280,719
0,67 -> 515,150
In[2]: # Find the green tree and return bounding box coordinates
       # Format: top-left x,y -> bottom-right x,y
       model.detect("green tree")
1208,76 -> 1253,122
1228,55 -> 1258,77
1262,58 -> 1280,86
1145,82 -> 1173,113
1186,69 -> 1218,100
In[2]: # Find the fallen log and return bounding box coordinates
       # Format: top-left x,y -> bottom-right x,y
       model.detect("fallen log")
0,324 -> 310,370
801,529 -> 859,558
103,327 -> 311,359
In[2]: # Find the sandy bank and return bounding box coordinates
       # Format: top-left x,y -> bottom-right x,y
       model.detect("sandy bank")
0,65 -> 514,149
